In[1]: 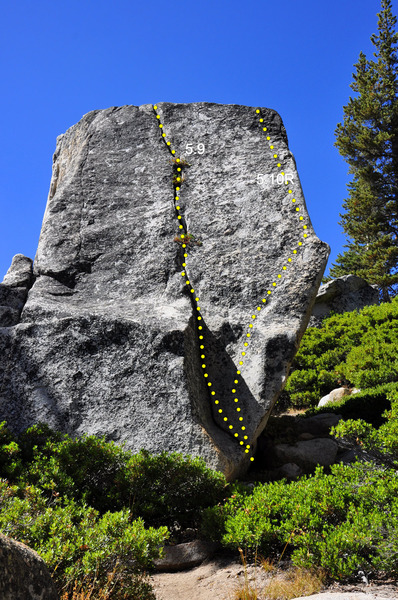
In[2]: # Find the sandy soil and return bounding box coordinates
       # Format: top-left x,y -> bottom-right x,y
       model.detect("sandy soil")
150,553 -> 398,600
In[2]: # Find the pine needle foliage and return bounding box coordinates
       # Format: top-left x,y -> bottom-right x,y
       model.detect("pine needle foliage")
330,0 -> 398,301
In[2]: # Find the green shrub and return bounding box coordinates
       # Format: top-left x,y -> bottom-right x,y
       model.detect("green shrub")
125,448 -> 227,529
283,297 -> 398,408
201,462 -> 398,579
0,424 -> 227,530
21,430 -> 133,513
0,479 -> 168,598
338,323 -> 398,388
0,424 -> 227,596
332,386 -> 398,463
0,422 -> 23,480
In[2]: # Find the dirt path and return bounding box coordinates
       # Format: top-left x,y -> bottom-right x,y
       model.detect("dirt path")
150,554 -> 398,600
150,555 -> 248,600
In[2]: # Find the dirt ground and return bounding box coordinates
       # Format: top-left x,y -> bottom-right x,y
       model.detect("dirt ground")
150,552 -> 398,600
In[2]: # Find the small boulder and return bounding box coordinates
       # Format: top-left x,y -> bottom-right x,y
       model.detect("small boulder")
0,533 -> 59,600
271,438 -> 339,472
278,462 -> 303,480
309,273 -> 379,327
337,447 -> 361,465
296,413 -> 342,436
154,539 -> 219,572
318,387 -> 350,408
298,432 -> 314,441
2,254 -> 33,288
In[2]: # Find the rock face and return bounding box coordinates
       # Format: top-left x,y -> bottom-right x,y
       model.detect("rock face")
0,102 -> 329,479
309,274 -> 379,327
0,533 -> 59,600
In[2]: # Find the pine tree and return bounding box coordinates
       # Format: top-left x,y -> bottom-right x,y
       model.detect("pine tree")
328,0 -> 398,301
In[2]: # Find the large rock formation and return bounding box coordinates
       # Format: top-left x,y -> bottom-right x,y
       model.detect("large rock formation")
0,102 -> 329,479
0,533 -> 59,600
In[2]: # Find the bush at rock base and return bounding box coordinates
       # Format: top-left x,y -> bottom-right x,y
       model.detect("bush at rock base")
331,385 -> 398,466
0,479 -> 167,599
0,422 -> 227,530
201,461 -> 398,580
0,423 -> 227,598
281,296 -> 398,408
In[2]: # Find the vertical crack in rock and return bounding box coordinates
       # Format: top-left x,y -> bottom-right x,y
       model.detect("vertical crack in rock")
150,102 -> 329,471
151,105 -> 233,461
0,102 -> 329,480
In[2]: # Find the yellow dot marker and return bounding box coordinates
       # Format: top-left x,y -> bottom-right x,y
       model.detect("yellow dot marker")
156,106 -> 312,460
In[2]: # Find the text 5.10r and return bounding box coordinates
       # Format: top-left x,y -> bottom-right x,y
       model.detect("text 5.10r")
257,173 -> 294,185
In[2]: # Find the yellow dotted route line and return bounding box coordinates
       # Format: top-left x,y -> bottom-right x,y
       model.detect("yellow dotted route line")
152,104 -> 309,463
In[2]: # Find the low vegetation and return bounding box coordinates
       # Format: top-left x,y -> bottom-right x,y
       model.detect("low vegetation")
281,295 -> 398,408
202,461 -> 398,579
1,299 -> 398,597
0,424 -> 226,598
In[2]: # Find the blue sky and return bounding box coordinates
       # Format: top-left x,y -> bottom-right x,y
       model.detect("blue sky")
0,0 -> 395,281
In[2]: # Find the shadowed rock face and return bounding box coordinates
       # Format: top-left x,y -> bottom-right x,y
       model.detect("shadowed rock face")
0,103 -> 329,479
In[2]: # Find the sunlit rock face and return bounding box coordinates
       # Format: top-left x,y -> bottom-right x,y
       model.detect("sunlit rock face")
0,102 -> 329,480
